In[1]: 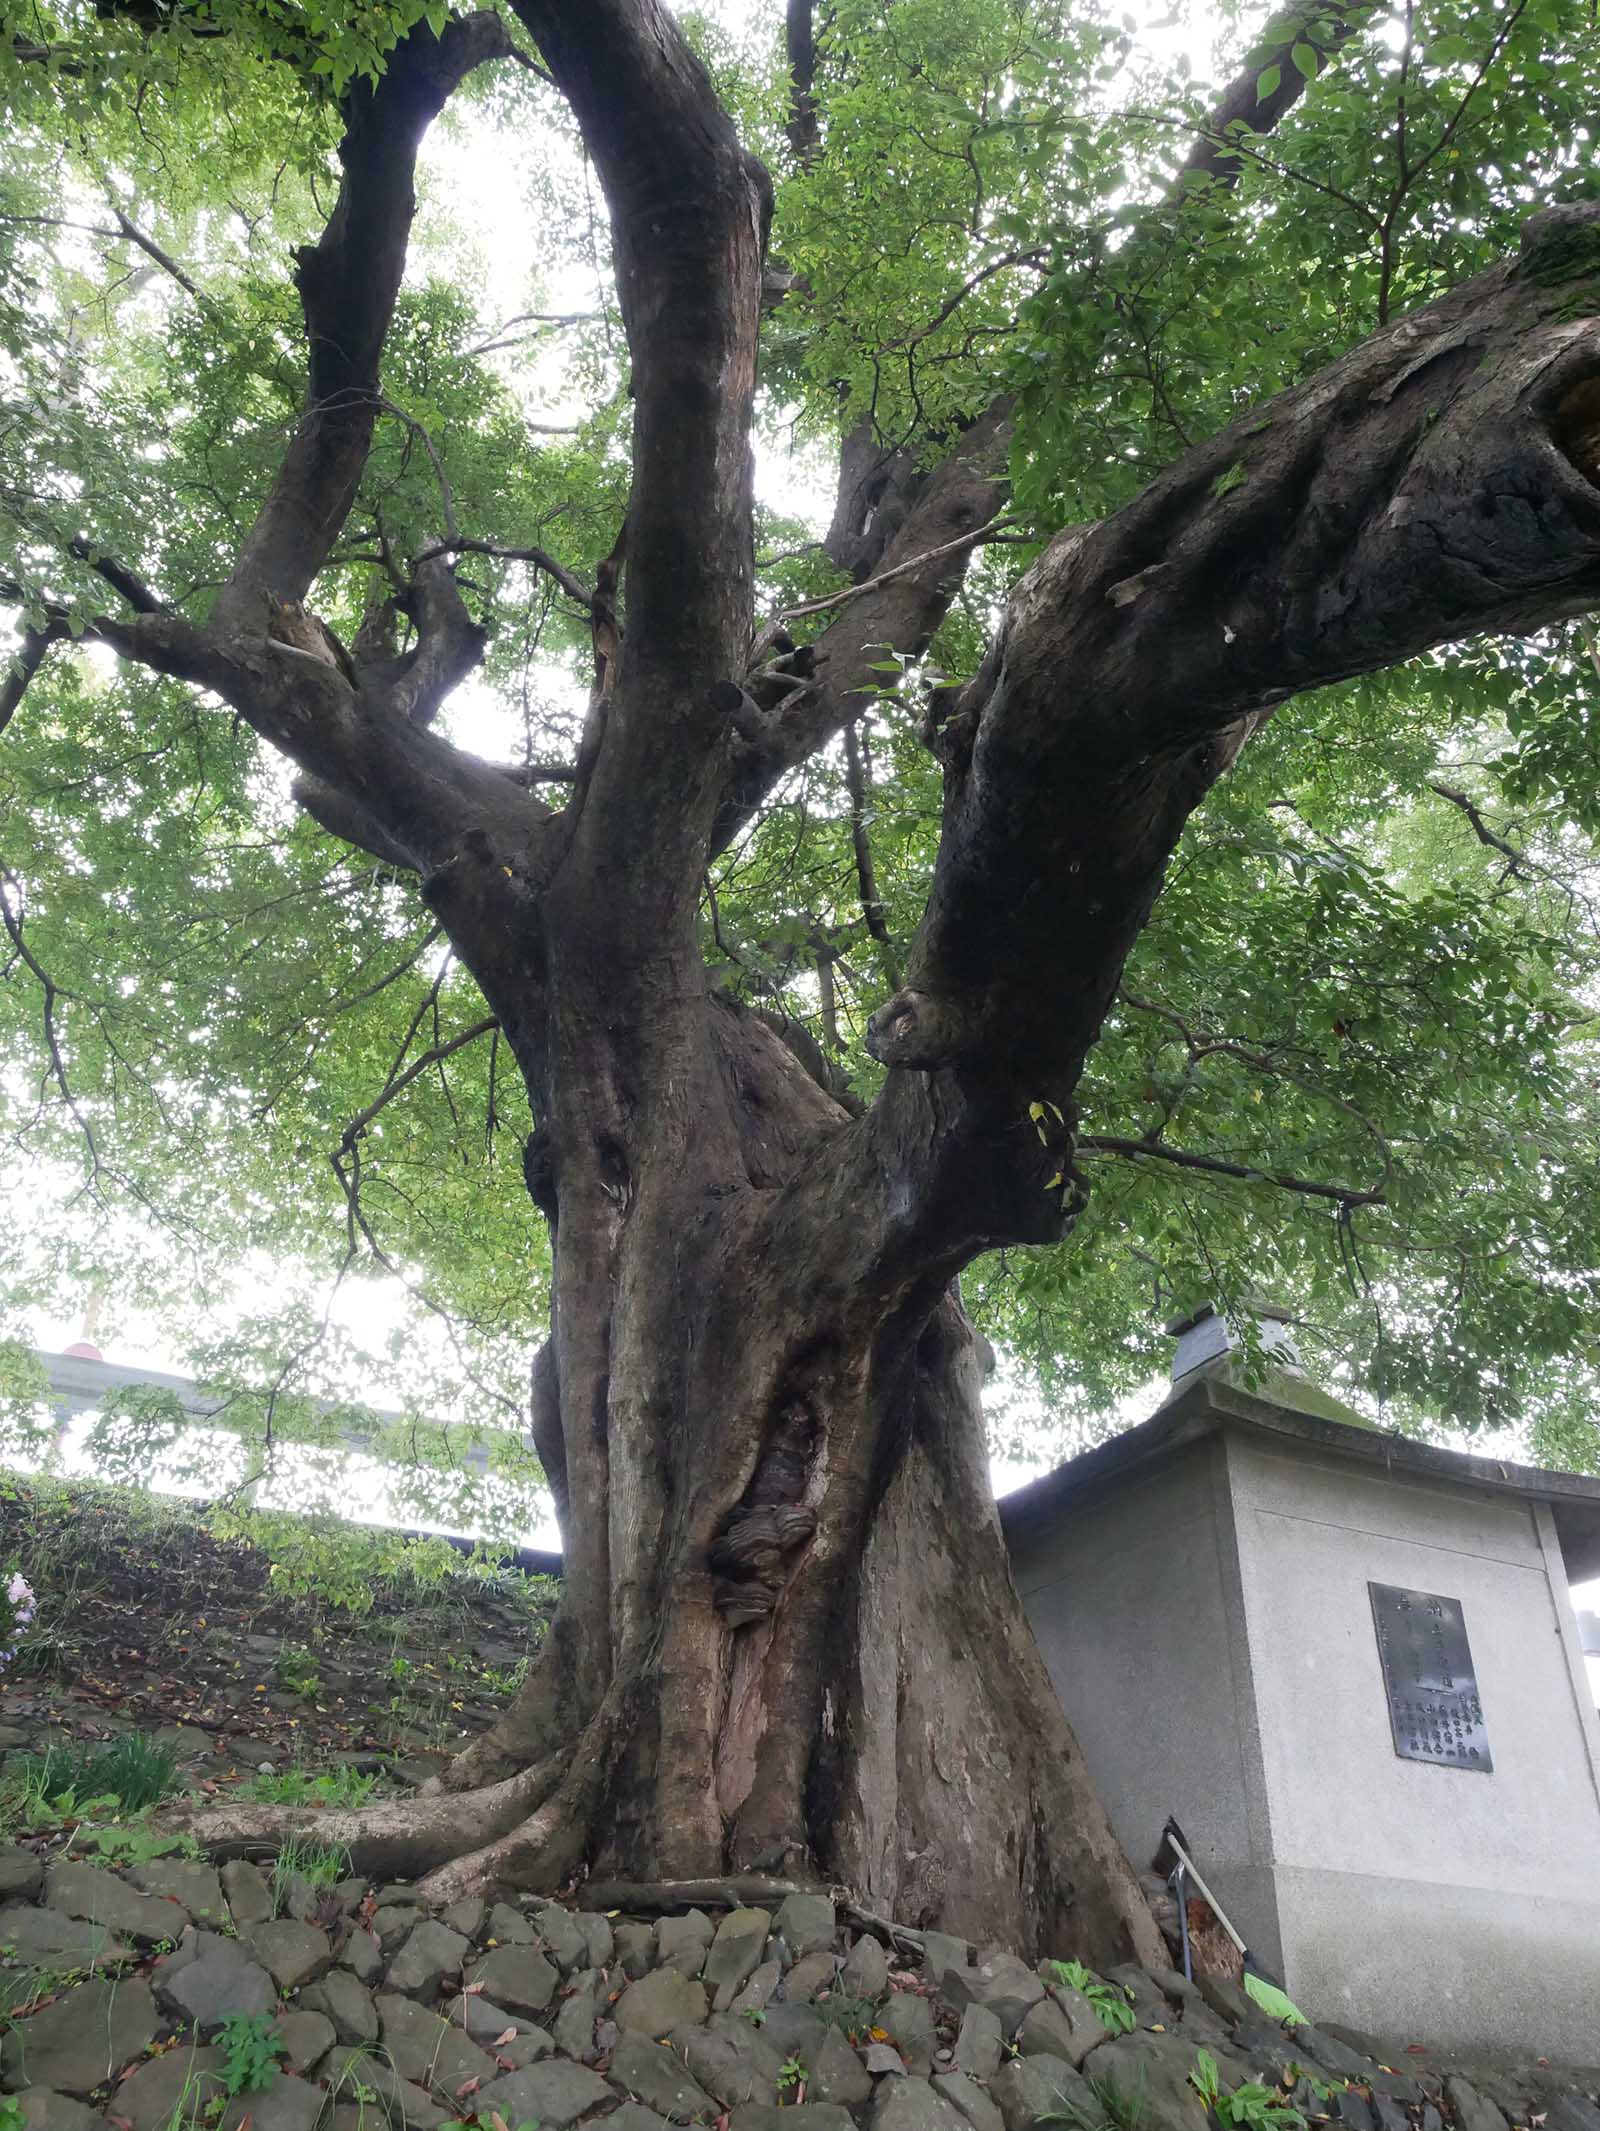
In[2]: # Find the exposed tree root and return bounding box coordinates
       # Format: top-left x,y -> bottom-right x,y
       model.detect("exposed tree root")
162,1753 -> 564,1881
412,1689 -> 621,1905
579,1874 -> 814,1912
428,1622 -> 581,1796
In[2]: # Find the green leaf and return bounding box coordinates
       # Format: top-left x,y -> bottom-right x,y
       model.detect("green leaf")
1243,1972 -> 1307,2027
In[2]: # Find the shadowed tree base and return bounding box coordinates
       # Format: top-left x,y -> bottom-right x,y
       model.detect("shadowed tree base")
172,1288 -> 1165,1970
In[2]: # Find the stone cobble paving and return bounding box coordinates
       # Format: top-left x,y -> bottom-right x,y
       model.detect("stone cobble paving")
0,1857 -> 1590,2131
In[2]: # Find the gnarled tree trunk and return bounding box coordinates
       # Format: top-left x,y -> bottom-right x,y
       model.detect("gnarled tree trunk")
404,930 -> 1165,1966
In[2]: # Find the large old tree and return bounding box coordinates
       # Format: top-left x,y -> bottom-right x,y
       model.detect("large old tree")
3,0 -> 1600,1958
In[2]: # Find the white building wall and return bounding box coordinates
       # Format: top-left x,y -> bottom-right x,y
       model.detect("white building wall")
1008,1438 -> 1286,1973
1222,1429 -> 1600,2057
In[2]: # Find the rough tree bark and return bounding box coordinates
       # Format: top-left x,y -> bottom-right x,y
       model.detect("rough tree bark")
14,0 -> 1600,1965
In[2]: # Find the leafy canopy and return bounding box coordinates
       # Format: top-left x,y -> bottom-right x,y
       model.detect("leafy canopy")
3,0 -> 1600,1522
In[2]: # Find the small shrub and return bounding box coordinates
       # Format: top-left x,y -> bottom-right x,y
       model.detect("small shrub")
813,1993 -> 880,2043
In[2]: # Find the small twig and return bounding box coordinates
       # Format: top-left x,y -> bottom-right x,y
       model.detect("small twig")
463,311 -> 597,358
413,537 -> 594,612
778,515 -> 1018,621
376,398 -> 460,548
1428,781 -> 1525,874
1078,1134 -> 1385,1209
337,1017 -> 498,1154
108,206 -> 204,300
843,718 -> 898,982
0,869 -> 104,1191
502,43 -> 558,90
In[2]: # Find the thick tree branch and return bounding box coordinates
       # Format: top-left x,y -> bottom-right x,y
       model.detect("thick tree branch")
66,535 -> 167,614
717,0 -> 1388,859
387,554 -> 490,729
864,205 -> 1600,1115
0,623 -> 67,737
510,0 -> 769,892
712,401 -> 1015,859
18,16 -> 544,905
213,11 -> 520,634
1179,1 -> 1380,192
785,0 -> 821,166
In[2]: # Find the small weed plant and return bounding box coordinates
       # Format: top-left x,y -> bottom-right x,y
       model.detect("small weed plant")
274,1647 -> 323,1698
0,2097 -> 24,2131
244,1764 -> 380,1809
441,2122 -> 541,2131
0,1573 -> 35,1673
0,1958 -> 90,2023
0,1734 -> 179,1835
1043,1958 -> 1137,2036
1190,2049 -> 1308,2131
218,2011 -> 287,2096
1040,2068 -> 1148,2131
1243,1974 -> 1308,2028
777,2055 -> 806,2101
1284,2065 -> 1347,2104
813,1993 -> 881,2044
78,1814 -> 203,1867
271,1831 -> 350,1914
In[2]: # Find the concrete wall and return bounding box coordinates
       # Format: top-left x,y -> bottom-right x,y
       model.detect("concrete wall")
1223,1428 -> 1600,2058
1008,1438 -> 1285,1972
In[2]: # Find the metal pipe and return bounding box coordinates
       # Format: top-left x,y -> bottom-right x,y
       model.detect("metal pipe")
1162,1827 -> 1247,1957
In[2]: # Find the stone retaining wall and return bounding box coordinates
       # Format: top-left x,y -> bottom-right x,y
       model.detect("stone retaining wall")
0,1853 -> 1594,2131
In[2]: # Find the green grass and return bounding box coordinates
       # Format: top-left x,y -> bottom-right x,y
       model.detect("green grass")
241,1764 -> 381,1810
0,1733 -> 180,1836
271,1831 -> 351,1913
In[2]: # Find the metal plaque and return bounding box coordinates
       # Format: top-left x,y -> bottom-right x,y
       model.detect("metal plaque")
1368,1582 -> 1492,1772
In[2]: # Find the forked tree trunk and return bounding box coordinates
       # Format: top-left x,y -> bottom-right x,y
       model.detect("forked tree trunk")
401,948 -> 1165,1971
